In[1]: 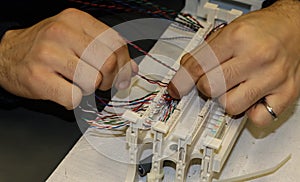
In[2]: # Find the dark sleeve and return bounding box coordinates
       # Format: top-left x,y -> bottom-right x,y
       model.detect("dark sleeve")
0,21 -> 24,108
262,0 -> 278,8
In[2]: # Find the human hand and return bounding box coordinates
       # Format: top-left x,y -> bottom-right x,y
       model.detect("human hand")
0,8 -> 138,110
168,1 -> 300,126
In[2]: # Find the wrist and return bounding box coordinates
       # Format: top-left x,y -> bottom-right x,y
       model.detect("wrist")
0,28 -> 19,91
0,22 -> 20,43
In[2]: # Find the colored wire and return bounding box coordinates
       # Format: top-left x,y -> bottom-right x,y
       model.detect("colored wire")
159,36 -> 193,41
136,73 -> 168,87
125,39 -> 177,72
95,91 -> 158,107
169,22 -> 196,33
70,0 -> 207,130
68,0 -> 202,31
96,91 -> 158,103
205,23 -> 227,40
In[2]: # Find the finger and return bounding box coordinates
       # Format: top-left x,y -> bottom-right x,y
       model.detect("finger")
114,45 -> 134,90
204,23 -> 226,42
190,25 -> 235,68
89,29 -> 132,90
168,41 -> 224,98
81,38 -> 120,70
82,17 -> 128,60
42,20 -> 115,81
247,85 -> 297,127
97,52 -> 118,91
42,20 -> 121,74
40,72 -> 83,109
167,65 -> 196,99
130,59 -> 139,76
41,45 -> 101,95
97,34 -> 132,90
98,49 -> 127,91
114,60 -> 134,90
58,8 -> 110,38
218,76 -> 278,115
71,9 -> 111,38
81,18 -> 129,58
74,59 -> 102,95
99,32 -> 133,79
82,41 -> 132,91
168,27 -> 235,98
246,97 -> 277,127
96,28 -> 127,53
41,21 -> 92,58
196,56 -> 253,97
64,27 -> 131,91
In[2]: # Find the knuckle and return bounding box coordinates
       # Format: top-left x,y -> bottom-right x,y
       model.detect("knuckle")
183,57 -> 203,80
249,114 -> 270,127
60,8 -> 84,17
33,44 -> 53,63
272,63 -> 285,76
270,65 -> 288,85
223,64 -> 240,83
109,39 -> 127,53
224,99 -> 241,115
252,42 -> 278,64
45,85 -> 60,100
244,87 -> 261,104
25,68 -> 49,98
230,22 -> 254,43
66,58 -> 77,71
43,21 -> 67,38
84,42 -> 100,60
116,36 -> 127,47
189,63 -> 203,78
180,53 -> 191,65
104,52 -> 118,72
26,65 -> 44,84
197,80 -> 212,97
116,45 -> 129,58
66,58 -> 77,77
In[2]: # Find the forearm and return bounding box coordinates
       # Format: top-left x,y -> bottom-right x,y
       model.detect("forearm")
0,23 -> 24,108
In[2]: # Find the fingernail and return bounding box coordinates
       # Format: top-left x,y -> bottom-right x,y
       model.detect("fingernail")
118,80 -> 130,89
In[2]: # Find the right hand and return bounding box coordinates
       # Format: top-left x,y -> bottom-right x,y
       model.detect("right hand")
0,8 -> 138,109
167,1 -> 300,126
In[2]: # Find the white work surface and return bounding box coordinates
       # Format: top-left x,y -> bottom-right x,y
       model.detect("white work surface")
47,103 -> 300,182
47,20 -> 300,182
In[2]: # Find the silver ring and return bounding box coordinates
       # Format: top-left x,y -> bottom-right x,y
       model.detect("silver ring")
260,98 -> 278,121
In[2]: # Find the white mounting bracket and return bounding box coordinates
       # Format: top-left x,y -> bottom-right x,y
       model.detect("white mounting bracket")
183,0 -> 264,23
